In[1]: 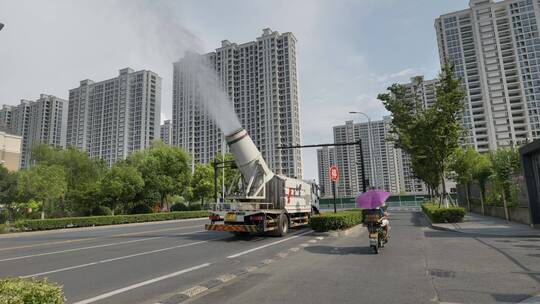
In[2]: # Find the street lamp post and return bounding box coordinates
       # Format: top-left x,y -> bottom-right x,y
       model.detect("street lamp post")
349,111 -> 376,190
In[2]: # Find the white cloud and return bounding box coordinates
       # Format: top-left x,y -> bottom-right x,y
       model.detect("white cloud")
373,67 -> 424,83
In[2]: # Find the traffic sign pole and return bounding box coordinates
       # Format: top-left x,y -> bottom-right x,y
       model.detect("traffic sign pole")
332,181 -> 337,214
329,165 -> 339,214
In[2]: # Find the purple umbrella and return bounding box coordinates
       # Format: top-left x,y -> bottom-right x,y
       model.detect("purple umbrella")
356,189 -> 390,209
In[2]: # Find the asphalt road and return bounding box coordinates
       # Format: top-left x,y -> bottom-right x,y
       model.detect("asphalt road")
1,212 -> 539,304
189,211 -> 540,304
0,218 -> 316,304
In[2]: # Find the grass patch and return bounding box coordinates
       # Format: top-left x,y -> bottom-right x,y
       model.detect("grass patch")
421,203 -> 465,223
309,210 -> 363,232
8,211 -> 210,232
0,277 -> 65,304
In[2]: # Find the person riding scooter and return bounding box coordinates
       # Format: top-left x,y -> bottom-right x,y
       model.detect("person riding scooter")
362,204 -> 390,242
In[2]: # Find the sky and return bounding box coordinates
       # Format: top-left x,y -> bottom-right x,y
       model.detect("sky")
0,0 -> 470,181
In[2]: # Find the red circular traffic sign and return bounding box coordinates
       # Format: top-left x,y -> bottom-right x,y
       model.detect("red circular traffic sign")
329,165 -> 339,182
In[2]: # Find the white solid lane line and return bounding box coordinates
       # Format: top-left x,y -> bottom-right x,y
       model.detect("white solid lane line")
1,229 -> 203,263
21,236 -> 222,278
227,230 -> 313,259
72,263 -> 211,304
0,237 -> 159,262
0,224 -> 204,252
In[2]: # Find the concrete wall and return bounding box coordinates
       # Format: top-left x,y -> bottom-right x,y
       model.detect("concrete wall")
470,204 -> 531,225
457,176 -> 529,207
457,176 -> 531,224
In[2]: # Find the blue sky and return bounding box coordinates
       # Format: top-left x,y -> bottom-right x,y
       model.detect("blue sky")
0,0 -> 470,180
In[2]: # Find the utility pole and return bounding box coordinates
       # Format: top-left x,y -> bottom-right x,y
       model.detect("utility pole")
358,139 -> 367,193
213,159 -> 218,204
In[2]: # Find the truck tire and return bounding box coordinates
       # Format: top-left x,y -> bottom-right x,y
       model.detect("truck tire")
276,213 -> 289,237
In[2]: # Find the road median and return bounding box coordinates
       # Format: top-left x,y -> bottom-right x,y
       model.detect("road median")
1,211 -> 210,234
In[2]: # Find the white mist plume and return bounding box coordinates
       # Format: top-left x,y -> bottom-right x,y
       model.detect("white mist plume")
182,53 -> 242,135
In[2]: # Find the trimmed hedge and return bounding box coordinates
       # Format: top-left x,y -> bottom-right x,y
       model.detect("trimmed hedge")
11,211 -> 210,232
0,278 -> 65,304
422,203 -> 465,223
309,210 -> 363,232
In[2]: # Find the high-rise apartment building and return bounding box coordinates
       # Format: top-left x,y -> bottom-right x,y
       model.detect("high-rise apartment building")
67,68 -> 161,166
330,118 -> 403,197
320,117 -> 427,197
160,119 -> 172,145
0,105 -> 13,130
316,147 -> 336,198
5,95 -> 68,167
403,76 -> 439,109
436,0 -> 540,152
173,28 -> 303,178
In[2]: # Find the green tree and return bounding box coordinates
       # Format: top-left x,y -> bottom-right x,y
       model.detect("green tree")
189,163 -> 215,205
128,141 -> 191,210
472,154 -> 493,216
17,165 -> 67,219
0,165 -> 19,221
449,147 -> 479,211
30,144 -> 106,215
101,163 -> 144,215
379,63 -> 465,206
490,147 -> 521,221
407,112 -> 443,195
429,63 -> 466,205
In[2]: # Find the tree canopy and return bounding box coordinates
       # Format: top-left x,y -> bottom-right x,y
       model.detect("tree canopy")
17,164 -> 67,218
127,141 -> 191,210
101,163 -> 144,215
378,63 -> 465,204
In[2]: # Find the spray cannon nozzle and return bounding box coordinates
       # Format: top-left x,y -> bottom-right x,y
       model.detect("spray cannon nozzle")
226,128 -> 249,145
225,128 -> 274,198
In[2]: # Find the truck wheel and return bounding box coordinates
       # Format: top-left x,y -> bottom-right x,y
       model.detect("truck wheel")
276,214 -> 289,236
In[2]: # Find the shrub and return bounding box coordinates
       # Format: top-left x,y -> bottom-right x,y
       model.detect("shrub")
309,210 -> 363,232
91,206 -> 112,216
170,203 -> 188,212
0,210 -> 8,224
188,204 -> 202,211
0,277 -> 65,304
130,204 -> 153,214
422,203 -> 465,223
11,211 -> 210,231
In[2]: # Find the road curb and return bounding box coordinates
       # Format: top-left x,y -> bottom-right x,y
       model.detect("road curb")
156,233 -> 327,304
422,213 -> 456,233
313,224 -> 366,238
0,217 -> 208,239
423,212 -> 540,238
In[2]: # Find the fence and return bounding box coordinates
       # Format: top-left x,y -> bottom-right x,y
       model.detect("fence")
319,194 -> 432,211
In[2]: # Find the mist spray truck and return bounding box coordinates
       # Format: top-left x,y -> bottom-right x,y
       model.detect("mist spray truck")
205,128 -> 320,236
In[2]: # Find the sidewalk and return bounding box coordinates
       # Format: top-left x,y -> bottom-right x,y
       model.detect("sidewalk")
430,212 -> 540,237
